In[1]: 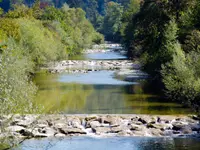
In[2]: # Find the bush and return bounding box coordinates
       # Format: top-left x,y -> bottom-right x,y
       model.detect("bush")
162,42 -> 200,112
0,38 -> 40,114
18,18 -> 66,65
0,18 -> 21,41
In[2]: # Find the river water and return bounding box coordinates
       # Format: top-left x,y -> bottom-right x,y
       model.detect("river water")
15,136 -> 200,150
15,45 -> 199,150
33,47 -> 193,114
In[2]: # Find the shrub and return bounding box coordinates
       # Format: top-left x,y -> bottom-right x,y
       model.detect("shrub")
0,38 -> 40,114
162,42 -> 200,112
17,18 -> 66,65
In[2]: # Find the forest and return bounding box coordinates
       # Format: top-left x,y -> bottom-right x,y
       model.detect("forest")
122,0 -> 200,113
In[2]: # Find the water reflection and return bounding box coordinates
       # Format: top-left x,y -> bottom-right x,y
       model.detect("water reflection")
33,71 -> 193,114
14,137 -> 200,150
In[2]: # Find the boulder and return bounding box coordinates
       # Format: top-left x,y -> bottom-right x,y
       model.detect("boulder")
132,130 -> 146,136
191,124 -> 200,131
148,129 -> 163,136
89,121 -> 101,128
110,126 -> 124,133
138,116 -> 154,124
85,115 -> 98,121
37,127 -> 56,137
92,127 -> 111,134
172,122 -> 187,131
129,124 -> 144,131
55,133 -> 66,137
147,123 -> 171,130
100,116 -> 122,126
59,127 -> 86,135
19,129 -> 34,137
181,126 -> 193,134
6,126 -> 25,132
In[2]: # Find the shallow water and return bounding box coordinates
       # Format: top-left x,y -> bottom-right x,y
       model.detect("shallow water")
14,137 -> 200,150
69,51 -> 127,60
33,47 -> 193,114
33,70 -> 192,114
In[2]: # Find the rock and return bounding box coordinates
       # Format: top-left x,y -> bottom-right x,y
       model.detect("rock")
92,127 -> 111,134
191,124 -> 200,131
172,122 -> 187,130
15,119 -> 35,128
147,123 -> 170,130
37,127 -> 56,137
54,123 -> 68,129
129,124 -> 144,131
147,123 -> 155,128
59,127 -> 86,135
159,116 -> 174,124
138,117 -> 148,124
181,126 -> 193,134
55,133 -> 66,137
173,131 -> 181,134
191,115 -> 200,121
89,121 -> 101,128
100,116 -> 122,126
19,129 -> 34,137
71,118 -> 82,128
36,123 -> 49,128
110,126 -> 124,133
162,130 -> 174,136
118,130 -> 131,136
6,126 -> 25,132
132,130 -> 146,136
149,129 -> 163,136
85,115 -> 98,121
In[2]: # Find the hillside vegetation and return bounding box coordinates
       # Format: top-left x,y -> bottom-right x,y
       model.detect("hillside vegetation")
123,0 -> 200,113
0,1 -> 103,114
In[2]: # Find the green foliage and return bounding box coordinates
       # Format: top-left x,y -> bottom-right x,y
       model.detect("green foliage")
101,1 -> 123,42
183,30 -> 200,53
120,0 -> 140,37
0,38 -> 40,114
0,1 -> 102,115
143,19 -> 178,76
0,18 -> 21,40
6,4 -> 33,18
18,18 -> 66,64
123,0 -> 200,112
162,42 -> 200,112
0,7 -> 3,15
42,5 -> 103,55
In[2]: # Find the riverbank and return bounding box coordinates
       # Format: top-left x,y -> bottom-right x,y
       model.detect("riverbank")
1,114 -> 200,140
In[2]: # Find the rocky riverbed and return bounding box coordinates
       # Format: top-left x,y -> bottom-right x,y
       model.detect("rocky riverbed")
46,60 -> 139,74
83,44 -> 123,54
1,115 -> 200,140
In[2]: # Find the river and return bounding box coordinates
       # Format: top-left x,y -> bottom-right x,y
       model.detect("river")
33,44 -> 193,114
14,44 -> 199,150
15,136 -> 200,150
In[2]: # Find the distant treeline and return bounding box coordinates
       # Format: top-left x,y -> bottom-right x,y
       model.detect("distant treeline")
0,0 -> 131,41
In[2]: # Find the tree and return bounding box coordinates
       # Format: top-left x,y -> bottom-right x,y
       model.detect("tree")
101,1 -> 123,42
